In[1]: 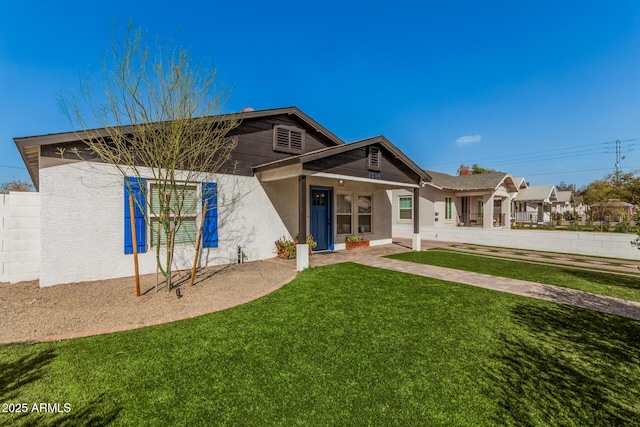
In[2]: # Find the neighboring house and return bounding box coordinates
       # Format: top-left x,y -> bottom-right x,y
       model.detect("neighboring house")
15,107 -> 428,287
551,191 -> 589,221
512,185 -> 558,224
590,200 -> 634,222
552,190 -> 573,215
392,170 -> 519,230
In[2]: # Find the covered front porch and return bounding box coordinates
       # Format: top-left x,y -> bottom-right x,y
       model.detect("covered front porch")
455,194 -> 511,229
253,137 -> 429,267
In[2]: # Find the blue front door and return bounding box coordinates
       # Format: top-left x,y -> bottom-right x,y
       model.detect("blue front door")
310,187 -> 332,251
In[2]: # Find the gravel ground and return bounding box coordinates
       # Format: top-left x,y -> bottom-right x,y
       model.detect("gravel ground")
0,259 -> 296,343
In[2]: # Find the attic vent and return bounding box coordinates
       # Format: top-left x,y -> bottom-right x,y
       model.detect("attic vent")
274,125 -> 305,154
368,146 -> 381,171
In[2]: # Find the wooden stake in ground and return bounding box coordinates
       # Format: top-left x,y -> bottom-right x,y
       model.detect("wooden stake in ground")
190,199 -> 209,287
129,195 -> 141,297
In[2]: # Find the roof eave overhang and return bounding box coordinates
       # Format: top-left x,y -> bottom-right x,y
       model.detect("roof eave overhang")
253,135 -> 429,185
309,172 -> 419,188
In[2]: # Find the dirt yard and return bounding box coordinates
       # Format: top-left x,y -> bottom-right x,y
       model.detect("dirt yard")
0,259 -> 296,343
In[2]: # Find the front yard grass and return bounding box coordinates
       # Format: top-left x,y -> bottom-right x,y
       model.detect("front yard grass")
388,249 -> 640,303
1,263 -> 639,426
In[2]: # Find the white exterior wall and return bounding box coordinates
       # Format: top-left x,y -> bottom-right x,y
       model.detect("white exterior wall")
39,162 -> 290,286
394,223 -> 640,260
0,192 -> 40,283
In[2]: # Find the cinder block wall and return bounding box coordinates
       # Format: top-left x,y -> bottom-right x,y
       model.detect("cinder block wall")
0,192 -> 40,283
394,223 -> 640,260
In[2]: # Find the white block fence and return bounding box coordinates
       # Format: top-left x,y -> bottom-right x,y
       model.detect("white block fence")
0,192 -> 40,283
395,224 -> 640,260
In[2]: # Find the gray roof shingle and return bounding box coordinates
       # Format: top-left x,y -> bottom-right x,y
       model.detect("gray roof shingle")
424,170 -> 517,192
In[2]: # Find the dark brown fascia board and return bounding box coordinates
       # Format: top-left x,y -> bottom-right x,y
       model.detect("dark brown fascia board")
14,106 -> 345,148
252,136 -> 431,183
252,156 -> 302,172
239,107 -> 345,146
15,145 -> 39,190
300,135 -> 431,183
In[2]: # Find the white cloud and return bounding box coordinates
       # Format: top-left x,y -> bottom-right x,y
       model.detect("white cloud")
455,134 -> 482,146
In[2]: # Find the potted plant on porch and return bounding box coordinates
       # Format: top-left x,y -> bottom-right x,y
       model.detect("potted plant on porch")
345,235 -> 370,250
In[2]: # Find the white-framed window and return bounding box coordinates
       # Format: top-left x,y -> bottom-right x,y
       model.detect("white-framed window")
357,195 -> 372,233
445,197 -> 453,220
149,183 -> 199,246
337,193 -> 352,235
398,196 -> 412,220
336,193 -> 373,234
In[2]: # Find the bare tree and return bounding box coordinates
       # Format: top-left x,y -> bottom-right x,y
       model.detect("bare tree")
1,179 -> 34,193
61,23 -> 240,290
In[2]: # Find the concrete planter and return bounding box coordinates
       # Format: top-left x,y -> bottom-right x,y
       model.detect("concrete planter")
345,240 -> 370,250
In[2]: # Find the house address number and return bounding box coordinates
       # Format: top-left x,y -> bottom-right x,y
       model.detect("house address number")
368,172 -> 381,179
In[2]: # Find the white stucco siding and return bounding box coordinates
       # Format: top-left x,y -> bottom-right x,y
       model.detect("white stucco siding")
39,162 -> 289,287
390,188 -> 434,228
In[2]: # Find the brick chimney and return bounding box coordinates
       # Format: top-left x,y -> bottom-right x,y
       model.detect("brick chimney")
459,165 -> 470,176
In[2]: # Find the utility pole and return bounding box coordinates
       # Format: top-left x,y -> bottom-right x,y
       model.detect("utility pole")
614,139 -> 624,182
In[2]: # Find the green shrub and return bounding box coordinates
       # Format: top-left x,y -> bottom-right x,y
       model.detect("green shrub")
614,221 -> 634,233
568,222 -> 581,231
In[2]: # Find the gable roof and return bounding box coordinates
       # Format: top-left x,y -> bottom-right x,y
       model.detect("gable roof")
14,106 -> 345,190
512,177 -> 528,189
254,135 -> 430,183
424,170 -> 518,192
514,185 -> 558,203
555,190 -> 572,204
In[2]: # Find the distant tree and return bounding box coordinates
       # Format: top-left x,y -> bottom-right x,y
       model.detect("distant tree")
556,181 -> 576,192
579,172 -> 640,206
1,179 -> 34,193
470,164 -> 498,174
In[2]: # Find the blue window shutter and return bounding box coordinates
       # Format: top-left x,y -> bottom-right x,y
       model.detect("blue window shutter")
202,182 -> 218,248
124,177 -> 147,254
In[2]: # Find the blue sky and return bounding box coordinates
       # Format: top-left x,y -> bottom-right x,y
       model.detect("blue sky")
2,0 -> 640,188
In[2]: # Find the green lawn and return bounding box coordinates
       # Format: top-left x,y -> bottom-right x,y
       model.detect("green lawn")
388,249 -> 640,303
2,263 -> 639,426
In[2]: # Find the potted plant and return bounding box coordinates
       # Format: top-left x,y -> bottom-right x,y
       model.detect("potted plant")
345,235 -> 370,250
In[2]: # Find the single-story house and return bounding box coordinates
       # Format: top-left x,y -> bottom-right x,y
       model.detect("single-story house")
552,190 -> 573,214
551,191 -> 588,221
14,107 -> 429,287
512,185 -> 558,224
591,200 -> 634,222
392,170 -> 519,230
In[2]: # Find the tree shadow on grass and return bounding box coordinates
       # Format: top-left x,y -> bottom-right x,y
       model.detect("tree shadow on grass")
561,268 -> 640,291
485,304 -> 640,426
0,346 -> 56,402
3,394 -> 121,427
0,347 -> 121,426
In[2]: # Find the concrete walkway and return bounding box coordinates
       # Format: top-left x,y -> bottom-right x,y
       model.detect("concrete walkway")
311,240 -> 640,321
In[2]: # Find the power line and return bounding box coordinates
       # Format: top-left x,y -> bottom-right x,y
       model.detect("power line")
0,165 -> 26,170
427,138 -> 640,172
